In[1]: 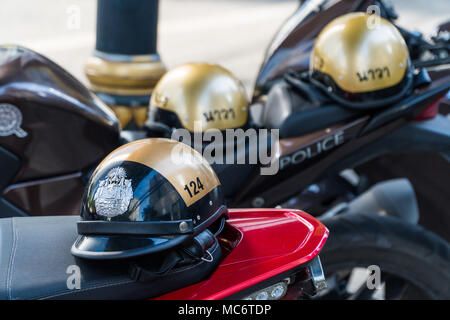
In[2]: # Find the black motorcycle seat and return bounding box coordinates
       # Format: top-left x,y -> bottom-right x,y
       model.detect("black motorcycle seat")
262,79 -> 361,138
0,216 -> 221,300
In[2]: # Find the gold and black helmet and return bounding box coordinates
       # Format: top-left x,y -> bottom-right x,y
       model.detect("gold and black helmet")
310,12 -> 413,108
72,138 -> 226,259
146,62 -> 249,133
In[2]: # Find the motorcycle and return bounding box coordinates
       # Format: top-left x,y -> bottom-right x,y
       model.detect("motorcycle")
1,0 -> 448,217
0,1 -> 449,299
253,0 -> 450,102
1,44 -> 448,218
250,0 -> 450,232
0,208 -> 329,300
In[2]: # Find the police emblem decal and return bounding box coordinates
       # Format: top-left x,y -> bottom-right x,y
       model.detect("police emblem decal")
0,103 -> 27,138
94,167 -> 133,218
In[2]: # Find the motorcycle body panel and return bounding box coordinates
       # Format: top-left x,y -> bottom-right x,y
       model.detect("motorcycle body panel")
0,46 -> 120,216
156,208 -> 328,300
232,74 -> 450,208
2,173 -> 85,216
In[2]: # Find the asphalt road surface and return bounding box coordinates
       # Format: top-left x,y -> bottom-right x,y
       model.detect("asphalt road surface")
1,0 -> 449,95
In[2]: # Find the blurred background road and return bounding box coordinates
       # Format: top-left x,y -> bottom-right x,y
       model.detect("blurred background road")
1,0 -> 449,95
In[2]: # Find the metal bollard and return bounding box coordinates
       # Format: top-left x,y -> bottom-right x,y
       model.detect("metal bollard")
84,0 -> 166,129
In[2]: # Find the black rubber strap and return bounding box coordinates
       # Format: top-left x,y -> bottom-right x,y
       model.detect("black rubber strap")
129,250 -> 183,282
77,219 -> 194,236
309,72 -> 414,110
129,230 -> 217,282
214,217 -> 226,236
183,229 -> 215,259
284,72 -> 321,104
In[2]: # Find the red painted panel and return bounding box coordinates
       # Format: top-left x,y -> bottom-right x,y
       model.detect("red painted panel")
156,208 -> 328,300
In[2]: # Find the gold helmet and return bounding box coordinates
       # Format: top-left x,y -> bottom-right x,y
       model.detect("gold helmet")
72,138 -> 226,259
146,63 -> 249,133
310,12 -> 413,108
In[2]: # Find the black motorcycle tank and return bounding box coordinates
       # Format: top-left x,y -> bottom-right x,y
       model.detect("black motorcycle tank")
0,46 -> 120,182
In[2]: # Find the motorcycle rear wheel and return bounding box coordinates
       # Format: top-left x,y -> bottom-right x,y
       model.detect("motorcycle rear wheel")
318,214 -> 450,300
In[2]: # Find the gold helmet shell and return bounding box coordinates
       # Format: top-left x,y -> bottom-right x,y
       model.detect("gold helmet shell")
310,12 -> 410,97
148,63 -> 248,132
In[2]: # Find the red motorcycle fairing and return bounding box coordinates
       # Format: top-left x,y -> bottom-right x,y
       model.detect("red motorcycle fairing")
0,208 -> 327,300
156,208 -> 328,300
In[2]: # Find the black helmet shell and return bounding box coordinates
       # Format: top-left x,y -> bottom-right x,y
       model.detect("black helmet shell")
72,138 -> 225,259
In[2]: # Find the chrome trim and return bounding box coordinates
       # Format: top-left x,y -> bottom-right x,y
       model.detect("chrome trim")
309,256 -> 327,291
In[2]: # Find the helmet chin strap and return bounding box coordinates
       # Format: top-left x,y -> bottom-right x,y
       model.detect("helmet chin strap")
214,216 -> 226,236
129,229 -> 218,283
